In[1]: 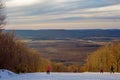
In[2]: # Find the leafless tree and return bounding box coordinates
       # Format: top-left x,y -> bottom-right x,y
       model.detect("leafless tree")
0,0 -> 6,30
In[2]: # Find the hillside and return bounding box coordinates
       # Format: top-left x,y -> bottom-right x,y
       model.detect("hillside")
85,42 -> 120,72
3,29 -> 120,65
27,40 -> 101,65
5,29 -> 120,65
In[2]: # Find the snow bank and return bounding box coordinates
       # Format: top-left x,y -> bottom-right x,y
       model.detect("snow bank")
0,70 -> 120,80
0,69 -> 17,79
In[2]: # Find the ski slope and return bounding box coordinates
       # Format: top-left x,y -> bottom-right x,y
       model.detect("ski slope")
0,69 -> 120,80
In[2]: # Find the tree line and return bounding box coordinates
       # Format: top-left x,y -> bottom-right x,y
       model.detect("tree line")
84,42 -> 120,72
0,32 -> 51,73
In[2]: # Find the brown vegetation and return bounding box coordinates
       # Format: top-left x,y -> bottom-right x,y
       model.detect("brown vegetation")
85,41 -> 120,72
27,40 -> 101,65
0,32 -> 84,73
0,31 -> 119,73
0,32 -> 51,73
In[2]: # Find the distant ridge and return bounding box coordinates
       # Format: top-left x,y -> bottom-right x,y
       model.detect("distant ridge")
4,29 -> 120,40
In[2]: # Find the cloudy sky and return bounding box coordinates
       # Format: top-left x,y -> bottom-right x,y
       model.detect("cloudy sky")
4,0 -> 120,29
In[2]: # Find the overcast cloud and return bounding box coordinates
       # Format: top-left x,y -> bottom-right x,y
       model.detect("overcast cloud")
4,0 -> 120,29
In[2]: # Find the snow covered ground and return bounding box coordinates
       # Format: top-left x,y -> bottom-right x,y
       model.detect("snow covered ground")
0,69 -> 120,80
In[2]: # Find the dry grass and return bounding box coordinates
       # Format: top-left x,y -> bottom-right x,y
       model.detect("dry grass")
26,39 -> 104,65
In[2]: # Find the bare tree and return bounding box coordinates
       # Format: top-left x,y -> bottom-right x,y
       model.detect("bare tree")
0,0 -> 6,30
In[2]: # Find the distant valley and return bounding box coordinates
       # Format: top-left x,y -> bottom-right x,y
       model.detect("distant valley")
6,29 -> 120,65
12,29 -> 120,41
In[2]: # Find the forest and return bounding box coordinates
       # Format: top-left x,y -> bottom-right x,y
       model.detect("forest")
85,42 -> 120,72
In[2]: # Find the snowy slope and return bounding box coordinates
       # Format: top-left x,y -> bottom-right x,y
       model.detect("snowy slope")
0,69 -> 17,79
0,70 -> 120,80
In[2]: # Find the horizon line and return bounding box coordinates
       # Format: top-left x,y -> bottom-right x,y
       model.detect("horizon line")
3,28 -> 120,30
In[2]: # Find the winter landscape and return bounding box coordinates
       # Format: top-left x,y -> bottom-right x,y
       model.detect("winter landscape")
0,0 -> 120,80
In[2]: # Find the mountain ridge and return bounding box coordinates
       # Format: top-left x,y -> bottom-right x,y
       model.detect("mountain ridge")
4,29 -> 120,40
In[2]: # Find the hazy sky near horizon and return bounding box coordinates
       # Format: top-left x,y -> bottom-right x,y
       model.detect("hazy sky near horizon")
4,0 -> 120,29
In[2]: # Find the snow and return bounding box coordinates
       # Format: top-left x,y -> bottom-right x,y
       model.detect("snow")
0,69 -> 17,79
0,70 -> 120,80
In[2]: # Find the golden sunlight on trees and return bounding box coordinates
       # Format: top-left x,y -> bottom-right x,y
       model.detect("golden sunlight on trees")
0,32 -> 51,73
85,41 -> 120,72
0,32 -> 82,73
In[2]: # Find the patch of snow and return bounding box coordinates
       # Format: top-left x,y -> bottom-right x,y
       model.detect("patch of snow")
0,69 -> 17,79
0,70 -> 120,80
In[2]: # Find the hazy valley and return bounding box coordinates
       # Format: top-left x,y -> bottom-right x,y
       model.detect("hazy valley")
12,29 -> 120,65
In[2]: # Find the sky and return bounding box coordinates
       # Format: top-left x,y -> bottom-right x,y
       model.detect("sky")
3,0 -> 120,30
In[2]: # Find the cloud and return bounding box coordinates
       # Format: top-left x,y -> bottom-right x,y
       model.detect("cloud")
5,0 -> 120,29
7,4 -> 120,24
5,21 -> 120,30
6,0 -> 44,7
83,4 -> 120,12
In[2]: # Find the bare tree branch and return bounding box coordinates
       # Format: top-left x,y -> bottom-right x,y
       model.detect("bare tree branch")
0,0 -> 6,30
